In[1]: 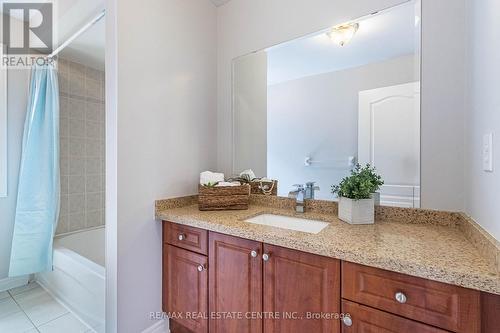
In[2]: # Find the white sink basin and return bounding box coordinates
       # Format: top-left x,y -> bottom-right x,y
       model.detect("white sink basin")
244,214 -> 329,234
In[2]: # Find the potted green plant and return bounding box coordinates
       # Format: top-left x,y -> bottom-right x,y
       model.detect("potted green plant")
358,164 -> 384,205
331,164 -> 383,224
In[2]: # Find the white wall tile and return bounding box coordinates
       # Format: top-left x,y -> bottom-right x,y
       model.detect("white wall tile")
60,116 -> 69,138
86,211 -> 102,228
57,59 -> 106,235
85,175 -> 101,193
60,97 -> 69,119
69,100 -> 85,120
86,79 -> 102,100
60,175 -> 68,195
85,158 -> 100,175
56,215 -> 69,234
69,213 -> 86,231
86,193 -> 101,212
68,194 -> 85,214
60,195 -> 69,215
69,138 -> 85,156
85,102 -> 100,122
70,78 -> 85,97
68,176 -> 85,194
69,156 -> 85,176
60,156 -> 69,176
85,139 -> 100,157
69,62 -> 86,77
86,121 -> 100,139
69,118 -> 85,138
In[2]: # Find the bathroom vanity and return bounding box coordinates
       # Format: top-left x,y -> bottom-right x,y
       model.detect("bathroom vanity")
158,199 -> 500,333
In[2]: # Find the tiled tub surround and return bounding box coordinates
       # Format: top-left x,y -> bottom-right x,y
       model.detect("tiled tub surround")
155,196 -> 500,295
57,59 -> 105,235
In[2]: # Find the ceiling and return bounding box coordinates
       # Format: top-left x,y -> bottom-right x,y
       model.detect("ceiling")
266,2 -> 419,85
211,0 -> 232,7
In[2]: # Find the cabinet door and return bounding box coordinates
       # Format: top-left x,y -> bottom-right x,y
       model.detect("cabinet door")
341,300 -> 449,333
164,245 -> 208,333
263,244 -> 341,333
209,232 -> 263,333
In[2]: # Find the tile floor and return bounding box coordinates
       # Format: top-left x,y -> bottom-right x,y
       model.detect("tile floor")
0,282 -> 94,333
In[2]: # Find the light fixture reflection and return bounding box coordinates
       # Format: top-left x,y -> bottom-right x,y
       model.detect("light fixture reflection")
327,23 -> 360,47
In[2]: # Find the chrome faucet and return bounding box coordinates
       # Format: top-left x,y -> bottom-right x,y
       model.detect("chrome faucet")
288,182 -> 320,213
305,182 -> 320,200
289,184 -> 306,213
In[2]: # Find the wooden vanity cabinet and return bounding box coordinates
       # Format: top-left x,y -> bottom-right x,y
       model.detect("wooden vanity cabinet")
263,244 -> 341,333
208,232 -> 263,333
163,221 -> 495,333
163,244 -> 208,333
163,221 -> 340,333
209,233 -> 341,333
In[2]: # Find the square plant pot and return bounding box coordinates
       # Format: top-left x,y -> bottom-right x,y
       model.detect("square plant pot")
338,197 -> 375,224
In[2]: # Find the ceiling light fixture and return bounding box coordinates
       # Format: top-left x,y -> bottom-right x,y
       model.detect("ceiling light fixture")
327,23 -> 360,47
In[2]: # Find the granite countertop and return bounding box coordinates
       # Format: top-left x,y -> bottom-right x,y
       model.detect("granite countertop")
157,203 -> 500,295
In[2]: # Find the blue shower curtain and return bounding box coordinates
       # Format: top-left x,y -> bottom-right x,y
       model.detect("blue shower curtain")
9,64 -> 60,277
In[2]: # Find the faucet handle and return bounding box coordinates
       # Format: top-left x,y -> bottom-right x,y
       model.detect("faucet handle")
306,182 -> 320,190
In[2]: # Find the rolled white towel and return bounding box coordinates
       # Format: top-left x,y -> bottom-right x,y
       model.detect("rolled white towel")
239,169 -> 256,180
200,171 -> 225,186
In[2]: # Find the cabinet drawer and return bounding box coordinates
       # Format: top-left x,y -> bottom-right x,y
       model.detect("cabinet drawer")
341,300 -> 449,333
164,221 -> 208,255
341,262 -> 480,333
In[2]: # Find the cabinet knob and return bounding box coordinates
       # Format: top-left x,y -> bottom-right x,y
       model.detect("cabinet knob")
197,265 -> 206,272
178,234 -> 185,241
342,315 -> 353,327
262,253 -> 270,262
251,250 -> 258,258
395,292 -> 407,304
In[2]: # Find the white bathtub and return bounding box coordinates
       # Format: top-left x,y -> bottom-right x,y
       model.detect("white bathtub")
37,227 -> 105,333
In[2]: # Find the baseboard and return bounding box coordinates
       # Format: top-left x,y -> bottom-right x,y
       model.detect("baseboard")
0,275 -> 29,292
142,319 -> 169,333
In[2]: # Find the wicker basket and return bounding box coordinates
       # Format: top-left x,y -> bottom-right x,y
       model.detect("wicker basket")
198,184 -> 251,211
250,180 -> 278,196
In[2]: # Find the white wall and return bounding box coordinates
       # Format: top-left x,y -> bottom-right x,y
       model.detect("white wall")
113,0 -> 217,332
267,55 -> 415,199
464,0 -> 500,240
218,0 -> 467,212
0,69 -> 30,280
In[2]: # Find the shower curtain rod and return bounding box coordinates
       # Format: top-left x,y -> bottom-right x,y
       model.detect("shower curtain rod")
48,9 -> 106,59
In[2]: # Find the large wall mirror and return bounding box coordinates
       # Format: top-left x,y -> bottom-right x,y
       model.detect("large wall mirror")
232,1 -> 421,208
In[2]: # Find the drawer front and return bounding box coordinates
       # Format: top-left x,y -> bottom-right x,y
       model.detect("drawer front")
164,222 -> 208,255
341,262 -> 480,333
341,300 -> 449,333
